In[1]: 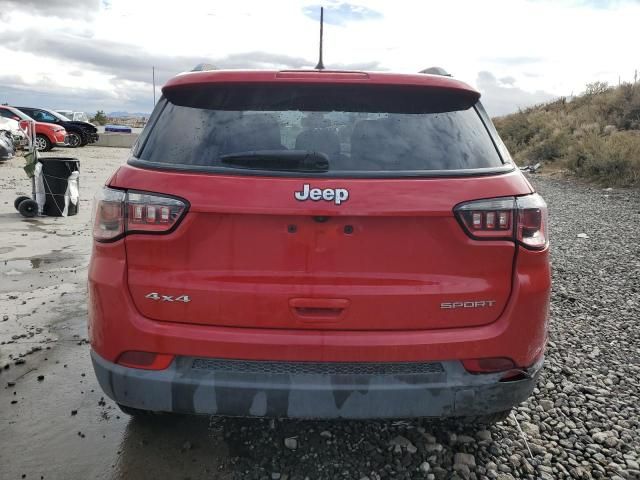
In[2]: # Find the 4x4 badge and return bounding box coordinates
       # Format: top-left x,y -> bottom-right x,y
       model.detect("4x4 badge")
294,184 -> 349,205
145,292 -> 191,303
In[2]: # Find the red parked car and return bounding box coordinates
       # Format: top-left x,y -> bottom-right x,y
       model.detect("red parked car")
0,105 -> 67,151
89,68 -> 550,421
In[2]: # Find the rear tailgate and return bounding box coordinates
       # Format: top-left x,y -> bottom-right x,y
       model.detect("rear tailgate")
119,166 -> 531,331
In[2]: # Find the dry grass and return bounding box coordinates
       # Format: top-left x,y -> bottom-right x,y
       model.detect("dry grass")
566,131 -> 640,186
493,82 -> 640,186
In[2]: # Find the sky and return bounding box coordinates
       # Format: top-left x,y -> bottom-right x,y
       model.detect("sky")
0,0 -> 638,117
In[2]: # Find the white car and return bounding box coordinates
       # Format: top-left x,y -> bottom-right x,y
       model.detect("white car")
0,117 -> 28,148
55,110 -> 91,123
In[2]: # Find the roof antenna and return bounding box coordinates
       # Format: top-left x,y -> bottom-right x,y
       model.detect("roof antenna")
315,7 -> 325,70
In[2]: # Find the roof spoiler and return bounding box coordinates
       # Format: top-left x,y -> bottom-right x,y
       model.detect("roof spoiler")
419,67 -> 452,77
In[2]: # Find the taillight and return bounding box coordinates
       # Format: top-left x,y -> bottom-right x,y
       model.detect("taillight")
126,191 -> 187,234
92,187 -> 187,242
515,194 -> 548,250
92,187 -> 125,241
454,193 -> 548,250
455,197 -> 515,240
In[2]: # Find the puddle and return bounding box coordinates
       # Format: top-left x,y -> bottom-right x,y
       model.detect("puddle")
0,254 -> 76,273
1,259 -> 34,272
4,268 -> 24,276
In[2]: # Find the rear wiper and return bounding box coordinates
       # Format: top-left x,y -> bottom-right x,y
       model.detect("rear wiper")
220,150 -> 329,172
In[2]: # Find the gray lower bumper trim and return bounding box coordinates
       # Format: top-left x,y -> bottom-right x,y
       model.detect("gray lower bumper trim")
91,351 -> 542,419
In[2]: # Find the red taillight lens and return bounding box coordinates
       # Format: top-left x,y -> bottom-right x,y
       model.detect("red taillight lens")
515,194 -> 548,250
92,187 -> 125,241
92,187 -> 187,242
116,351 -> 174,370
455,194 -> 548,250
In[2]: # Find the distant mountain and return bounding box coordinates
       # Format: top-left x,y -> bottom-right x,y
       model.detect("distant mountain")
108,111 -> 150,118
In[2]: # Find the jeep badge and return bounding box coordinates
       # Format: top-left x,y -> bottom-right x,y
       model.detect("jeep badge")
294,184 -> 349,205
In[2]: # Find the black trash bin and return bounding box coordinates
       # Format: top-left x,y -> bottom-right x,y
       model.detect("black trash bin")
39,157 -> 80,217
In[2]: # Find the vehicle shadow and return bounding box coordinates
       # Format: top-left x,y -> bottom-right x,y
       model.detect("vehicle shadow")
111,414 -> 488,480
110,414 -> 233,480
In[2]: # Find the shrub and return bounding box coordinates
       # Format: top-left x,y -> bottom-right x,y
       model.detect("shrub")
566,131 -> 640,186
494,81 -> 640,185
584,81 -> 611,96
91,110 -> 108,126
493,112 -> 537,150
525,130 -> 570,162
609,83 -> 640,130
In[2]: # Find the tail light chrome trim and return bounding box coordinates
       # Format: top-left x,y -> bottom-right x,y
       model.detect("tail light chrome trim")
92,187 -> 189,243
454,193 -> 548,250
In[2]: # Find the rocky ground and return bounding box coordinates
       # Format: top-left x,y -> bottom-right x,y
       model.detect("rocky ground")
0,149 -> 639,479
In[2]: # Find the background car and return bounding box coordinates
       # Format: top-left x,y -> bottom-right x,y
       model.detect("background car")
0,105 -> 67,151
0,129 -> 14,160
14,107 -> 98,148
0,116 -> 28,149
56,110 -> 92,124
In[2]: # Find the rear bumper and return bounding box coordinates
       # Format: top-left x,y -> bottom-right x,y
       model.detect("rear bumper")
91,350 -> 542,418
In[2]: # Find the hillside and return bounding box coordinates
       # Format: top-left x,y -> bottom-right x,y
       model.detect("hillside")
493,81 -> 640,186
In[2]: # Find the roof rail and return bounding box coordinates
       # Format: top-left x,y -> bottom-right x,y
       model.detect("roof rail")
419,67 -> 452,77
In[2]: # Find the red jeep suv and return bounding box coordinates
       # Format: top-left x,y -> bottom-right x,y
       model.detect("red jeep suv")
89,69 -> 550,421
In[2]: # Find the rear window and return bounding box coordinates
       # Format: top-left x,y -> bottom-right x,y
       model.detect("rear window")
134,84 -> 505,176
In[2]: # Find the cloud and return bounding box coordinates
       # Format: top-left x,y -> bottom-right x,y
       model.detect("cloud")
326,60 -> 386,71
0,29 -> 320,87
0,22 -> 385,113
0,75 -> 137,113
0,29 -> 205,86
0,58 -> 386,114
4,0 -> 636,116
528,0 -> 640,8
484,56 -> 544,66
476,71 -> 558,116
213,52 -> 312,70
302,2 -> 383,25
499,76 -> 517,85
0,0 -> 100,19
0,74 -> 24,86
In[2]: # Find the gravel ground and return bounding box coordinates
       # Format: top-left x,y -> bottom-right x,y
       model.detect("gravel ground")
1,150 -> 639,479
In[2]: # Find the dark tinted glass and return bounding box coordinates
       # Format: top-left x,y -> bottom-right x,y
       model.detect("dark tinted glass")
136,86 -> 503,175
36,111 -> 58,123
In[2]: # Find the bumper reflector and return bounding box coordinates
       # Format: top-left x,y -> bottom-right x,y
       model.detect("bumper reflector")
462,357 -> 516,374
116,351 -> 174,370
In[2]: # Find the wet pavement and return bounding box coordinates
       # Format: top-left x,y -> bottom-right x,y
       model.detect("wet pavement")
0,148 -> 230,479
